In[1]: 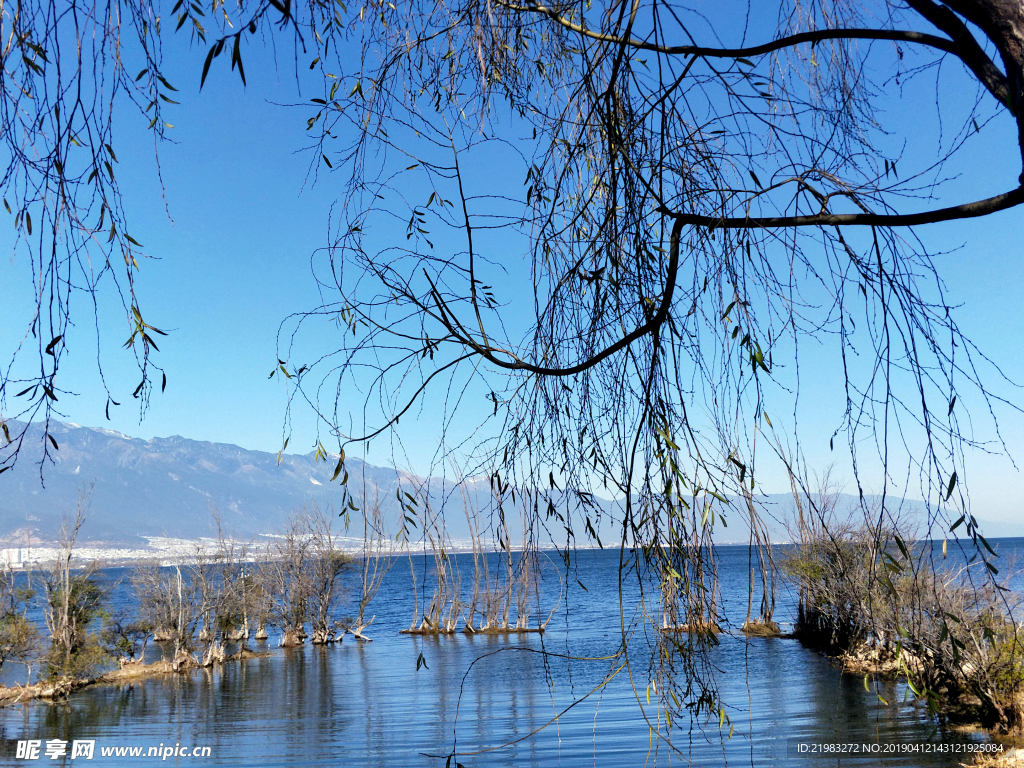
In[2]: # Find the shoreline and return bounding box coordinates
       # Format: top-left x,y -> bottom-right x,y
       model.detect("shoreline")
814,640 -> 1024,764
0,648 -> 265,708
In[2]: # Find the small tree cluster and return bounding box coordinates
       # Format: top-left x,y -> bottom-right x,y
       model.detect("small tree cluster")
133,562 -> 199,668
133,517 -> 257,668
100,612 -> 153,667
345,495 -> 395,642
259,504 -> 350,647
403,492 -> 558,636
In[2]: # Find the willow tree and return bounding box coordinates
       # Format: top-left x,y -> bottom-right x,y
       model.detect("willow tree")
271,0 -> 1024,730
2,0 -> 1024,744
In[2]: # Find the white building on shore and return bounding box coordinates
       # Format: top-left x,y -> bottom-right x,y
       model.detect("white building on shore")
1,548 -> 25,569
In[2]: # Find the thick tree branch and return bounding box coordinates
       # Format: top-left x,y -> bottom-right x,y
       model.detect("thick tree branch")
906,0 -> 1015,112
657,186 -> 1024,228
501,0 -> 1013,109
506,3 -> 951,56
940,0 -> 1024,177
439,218 -> 684,377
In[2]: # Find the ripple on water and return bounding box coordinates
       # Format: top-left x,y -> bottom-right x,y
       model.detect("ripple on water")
1,544 -> 1014,766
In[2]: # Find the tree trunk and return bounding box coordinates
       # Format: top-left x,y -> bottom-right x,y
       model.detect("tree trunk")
924,0 -> 1024,177
310,628 -> 334,644
279,628 -> 303,647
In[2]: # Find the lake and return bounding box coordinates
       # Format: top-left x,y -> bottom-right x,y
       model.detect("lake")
2,539 -> 1021,766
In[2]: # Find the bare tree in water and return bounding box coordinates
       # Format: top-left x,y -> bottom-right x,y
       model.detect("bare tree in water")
257,506 -> 349,646
261,515 -> 312,648
133,561 -> 200,670
345,494 -> 395,642
304,503 -> 350,644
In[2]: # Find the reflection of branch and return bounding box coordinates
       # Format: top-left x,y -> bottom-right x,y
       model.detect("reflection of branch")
429,646 -> 626,761
659,186 -> 1024,229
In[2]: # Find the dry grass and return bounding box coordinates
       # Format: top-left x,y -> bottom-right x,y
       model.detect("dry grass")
0,682 -> 48,706
0,649 -> 266,708
660,622 -> 722,635
462,626 -> 545,635
103,660 -> 177,681
0,677 -> 89,706
398,627 -> 459,636
740,620 -> 782,637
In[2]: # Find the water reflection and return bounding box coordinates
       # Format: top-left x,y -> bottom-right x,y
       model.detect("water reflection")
2,544 -> 1015,766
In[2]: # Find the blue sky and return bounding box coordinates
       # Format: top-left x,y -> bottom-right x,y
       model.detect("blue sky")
2,8 -> 1024,522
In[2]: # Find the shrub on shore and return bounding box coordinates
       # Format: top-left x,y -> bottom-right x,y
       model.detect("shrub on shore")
41,570 -> 107,680
0,562 -> 38,676
39,496 -> 109,681
783,521 -> 1023,733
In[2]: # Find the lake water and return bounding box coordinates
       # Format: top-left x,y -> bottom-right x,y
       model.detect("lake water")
1,540 -> 1021,767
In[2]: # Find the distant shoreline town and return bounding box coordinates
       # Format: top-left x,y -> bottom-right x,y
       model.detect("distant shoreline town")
0,536 -> 505,569
0,536 -> 370,569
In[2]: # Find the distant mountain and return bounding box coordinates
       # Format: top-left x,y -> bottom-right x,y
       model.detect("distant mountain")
2,421 -> 1020,548
0,420 -> 475,545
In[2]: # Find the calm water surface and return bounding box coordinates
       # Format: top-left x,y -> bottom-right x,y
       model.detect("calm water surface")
2,540 -> 1021,767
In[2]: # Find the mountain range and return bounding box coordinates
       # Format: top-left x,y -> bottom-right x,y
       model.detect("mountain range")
0,420 -> 449,545
2,420 -> 1022,548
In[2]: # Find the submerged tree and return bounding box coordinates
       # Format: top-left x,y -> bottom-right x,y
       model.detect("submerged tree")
257,506 -> 350,646
460,487 -> 559,634
345,495 -> 395,642
738,483 -> 780,637
402,504 -> 463,635
131,517 -> 254,668
101,612 -> 153,667
133,561 -> 200,668
261,515 -> 313,648
304,503 -> 350,644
